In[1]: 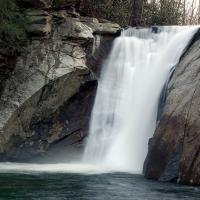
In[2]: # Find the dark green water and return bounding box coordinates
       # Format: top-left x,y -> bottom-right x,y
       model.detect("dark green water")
0,173 -> 200,200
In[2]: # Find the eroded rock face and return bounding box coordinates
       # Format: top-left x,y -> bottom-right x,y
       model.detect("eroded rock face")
26,9 -> 52,37
144,38 -> 200,185
0,3 -> 120,161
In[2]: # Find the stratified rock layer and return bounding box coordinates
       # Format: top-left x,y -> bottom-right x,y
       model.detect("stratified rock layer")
144,38 -> 200,185
0,1 -> 120,161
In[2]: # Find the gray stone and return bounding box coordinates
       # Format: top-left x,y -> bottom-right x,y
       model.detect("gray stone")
0,4 -> 120,161
26,10 -> 52,37
144,38 -> 200,185
80,17 -> 121,35
58,18 -> 94,41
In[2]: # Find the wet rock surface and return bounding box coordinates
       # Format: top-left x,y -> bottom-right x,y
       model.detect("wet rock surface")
144,38 -> 200,185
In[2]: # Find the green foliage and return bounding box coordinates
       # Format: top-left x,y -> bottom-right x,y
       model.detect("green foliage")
0,0 -> 28,56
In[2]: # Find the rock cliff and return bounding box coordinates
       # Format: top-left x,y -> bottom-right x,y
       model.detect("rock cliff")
0,0 -> 120,161
144,33 -> 200,185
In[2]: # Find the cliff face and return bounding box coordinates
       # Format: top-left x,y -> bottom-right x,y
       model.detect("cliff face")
0,0 -> 120,161
144,36 -> 200,185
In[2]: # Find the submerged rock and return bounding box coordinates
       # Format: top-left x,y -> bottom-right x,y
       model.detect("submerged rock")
144,36 -> 200,185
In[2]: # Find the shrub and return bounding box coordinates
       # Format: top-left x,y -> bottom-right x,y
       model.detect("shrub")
0,0 -> 28,56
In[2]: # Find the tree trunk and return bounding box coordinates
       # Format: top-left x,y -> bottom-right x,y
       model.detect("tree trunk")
198,0 -> 200,23
130,0 -> 145,26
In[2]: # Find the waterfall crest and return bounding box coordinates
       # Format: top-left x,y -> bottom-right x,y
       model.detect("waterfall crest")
83,26 -> 198,173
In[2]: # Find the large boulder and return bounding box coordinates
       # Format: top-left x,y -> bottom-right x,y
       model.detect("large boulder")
0,6 -> 120,161
144,38 -> 200,185
0,23 -> 94,160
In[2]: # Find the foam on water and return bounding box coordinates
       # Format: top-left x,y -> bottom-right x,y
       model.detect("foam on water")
0,163 -> 116,174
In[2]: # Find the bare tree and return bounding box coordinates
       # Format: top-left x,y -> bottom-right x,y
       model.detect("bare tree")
182,0 -> 186,24
130,0 -> 145,26
78,0 -> 200,26
199,0 -> 200,23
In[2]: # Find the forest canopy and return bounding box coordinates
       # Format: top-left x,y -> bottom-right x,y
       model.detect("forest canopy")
80,0 -> 200,26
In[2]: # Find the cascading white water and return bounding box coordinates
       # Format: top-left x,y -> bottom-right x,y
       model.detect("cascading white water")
0,27 -> 198,175
83,26 -> 199,173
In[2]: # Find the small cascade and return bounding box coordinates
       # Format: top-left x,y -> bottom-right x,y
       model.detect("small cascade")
92,35 -> 101,55
83,26 -> 198,173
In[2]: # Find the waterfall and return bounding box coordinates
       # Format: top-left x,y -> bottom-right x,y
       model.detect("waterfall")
83,26 -> 198,173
